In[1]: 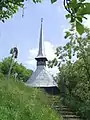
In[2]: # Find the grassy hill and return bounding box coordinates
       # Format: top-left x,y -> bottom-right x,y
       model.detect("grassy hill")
0,75 -> 62,120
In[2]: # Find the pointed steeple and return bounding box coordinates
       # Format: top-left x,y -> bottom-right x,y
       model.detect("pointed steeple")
37,18 -> 45,57
35,18 -> 47,63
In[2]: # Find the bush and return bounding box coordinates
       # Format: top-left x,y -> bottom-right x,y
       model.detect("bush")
0,57 -> 32,82
64,94 -> 90,120
0,72 -> 5,79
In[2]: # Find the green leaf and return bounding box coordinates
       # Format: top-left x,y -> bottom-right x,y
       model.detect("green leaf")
76,20 -> 84,35
51,0 -> 57,4
33,0 -> 36,3
70,0 -> 77,8
36,0 -> 42,2
70,16 -> 75,22
78,3 -> 90,15
76,16 -> 83,23
65,14 -> 71,19
79,0 -> 85,2
33,0 -> 42,3
68,49 -> 72,59
64,31 -> 71,39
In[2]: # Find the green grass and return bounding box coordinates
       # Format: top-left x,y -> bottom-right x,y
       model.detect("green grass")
0,76 -> 62,120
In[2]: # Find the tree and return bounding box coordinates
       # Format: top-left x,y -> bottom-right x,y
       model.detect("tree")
64,0 -> 90,35
0,57 -> 33,82
0,0 -> 24,22
48,26 -> 90,119
13,62 -> 33,82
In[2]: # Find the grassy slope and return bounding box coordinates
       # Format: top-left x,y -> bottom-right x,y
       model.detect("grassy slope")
0,77 -> 62,120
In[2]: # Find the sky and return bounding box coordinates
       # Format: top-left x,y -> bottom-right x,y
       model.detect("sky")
0,0 -> 90,75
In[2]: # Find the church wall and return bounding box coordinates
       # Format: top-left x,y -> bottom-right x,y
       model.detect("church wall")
41,87 -> 60,95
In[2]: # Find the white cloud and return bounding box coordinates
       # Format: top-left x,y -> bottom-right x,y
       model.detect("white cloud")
46,66 -> 59,76
26,41 -> 59,76
44,41 -> 56,60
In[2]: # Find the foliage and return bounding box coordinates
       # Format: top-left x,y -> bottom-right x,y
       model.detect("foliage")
57,60 -> 90,119
48,25 -> 90,68
0,72 -> 5,79
0,57 -> 32,82
0,0 -> 56,22
13,62 -> 33,82
0,77 -> 62,120
48,27 -> 90,119
0,0 -> 24,22
0,0 -> 90,35
34,0 -> 90,35
64,0 -> 90,35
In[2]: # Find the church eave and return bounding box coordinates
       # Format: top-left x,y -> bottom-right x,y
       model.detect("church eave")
35,56 -> 48,61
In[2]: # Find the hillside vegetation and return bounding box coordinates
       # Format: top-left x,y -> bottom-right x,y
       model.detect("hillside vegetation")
0,75 -> 62,120
48,27 -> 90,119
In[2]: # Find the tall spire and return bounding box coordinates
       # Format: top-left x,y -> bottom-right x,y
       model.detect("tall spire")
37,18 -> 45,57
35,18 -> 47,61
35,18 -> 47,66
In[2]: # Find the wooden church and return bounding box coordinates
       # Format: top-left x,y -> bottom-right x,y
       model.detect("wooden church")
26,18 -> 60,95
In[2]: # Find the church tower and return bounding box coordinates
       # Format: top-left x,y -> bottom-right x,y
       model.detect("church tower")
26,18 -> 59,95
35,18 -> 47,66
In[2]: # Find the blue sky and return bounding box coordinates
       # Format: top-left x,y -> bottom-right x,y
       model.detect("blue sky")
0,0 -> 69,70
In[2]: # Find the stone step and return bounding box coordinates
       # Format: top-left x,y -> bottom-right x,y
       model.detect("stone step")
60,111 -> 75,115
54,106 -> 71,112
47,95 -> 83,120
63,118 -> 82,120
53,105 -> 83,119
62,114 -> 81,118
63,115 -> 80,119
